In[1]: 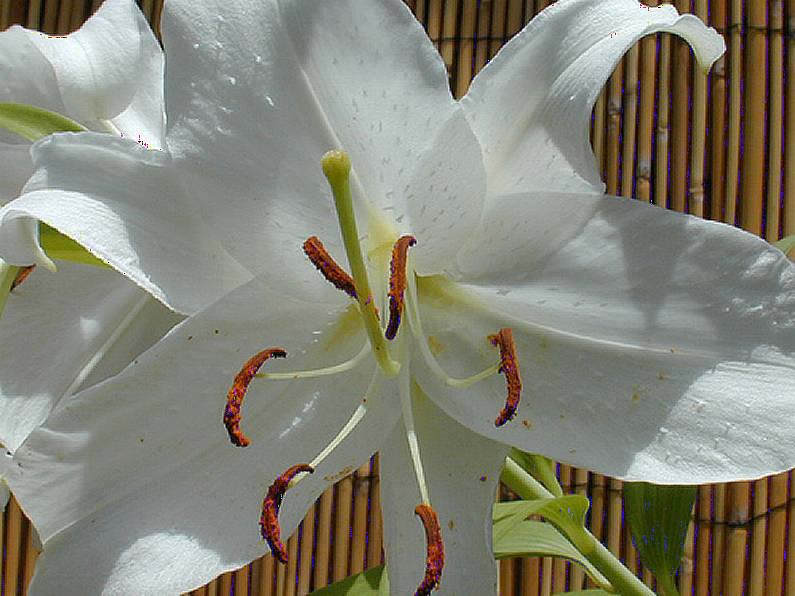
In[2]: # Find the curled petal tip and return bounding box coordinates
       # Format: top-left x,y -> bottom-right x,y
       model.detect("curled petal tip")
224,348 -> 287,447
260,463 -> 314,563
414,503 -> 444,596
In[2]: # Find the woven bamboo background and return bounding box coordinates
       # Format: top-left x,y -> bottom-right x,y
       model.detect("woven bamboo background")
1,0 -> 793,594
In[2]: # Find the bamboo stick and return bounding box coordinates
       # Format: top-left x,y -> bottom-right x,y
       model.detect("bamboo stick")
592,89 -> 608,181
367,456 -> 383,569
91,0 -> 103,14
0,0 -> 11,29
0,498 -> 5,595
766,0 -> 784,239
206,577 -> 218,596
766,473 -> 788,595
297,507 -> 316,595
723,0 -> 742,225
568,468 -> 589,590
635,31 -> 657,202
488,0 -> 507,59
284,534 -> 299,596
152,0 -> 163,38
607,479 -> 623,558
695,485 -> 712,596
710,483 -> 727,595
740,1 -> 767,235
413,0 -> 426,24
219,571 -> 233,596
26,0 -> 42,28
69,0 -> 84,31
505,0 -> 522,37
709,0 -> 728,221
786,470 -> 795,596
312,487 -> 333,588
654,32 -> 671,208
426,0 -> 442,50
724,482 -> 750,596
56,0 -> 72,34
233,565 -> 248,596
785,0 -> 795,236
261,556 -> 275,596
521,558 -> 540,596
250,555 -> 262,596
275,550 -> 287,596
621,44 -> 639,199
473,0 -> 492,76
605,60 -> 624,196
4,497 -> 24,596
455,0 -> 477,98
688,0 -> 709,218
747,478 -> 768,596
540,557 -> 552,596
141,0 -> 155,22
439,0 -> 458,79
670,2 -> 691,214
586,474 -> 606,589
678,515 -> 696,596
625,518 -> 639,576
41,0 -> 57,33
500,558 -> 516,596
22,519 -> 39,592
332,475 -> 353,583
349,463 -> 371,575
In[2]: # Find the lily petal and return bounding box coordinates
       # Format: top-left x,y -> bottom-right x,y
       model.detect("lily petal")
0,143 -> 33,202
0,262 -> 181,453
162,0 -> 459,274
380,386 -> 508,595
23,0 -> 165,147
461,0 -> 724,197
417,195 -> 795,483
8,274 -> 398,595
0,132 -> 253,314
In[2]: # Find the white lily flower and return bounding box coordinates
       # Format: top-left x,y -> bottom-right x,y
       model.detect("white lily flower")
1,0 -> 794,595
0,0 -> 187,453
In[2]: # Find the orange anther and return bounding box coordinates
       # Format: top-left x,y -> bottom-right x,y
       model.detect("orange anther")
224,347 -> 287,447
303,236 -> 357,299
10,265 -> 35,291
414,503 -> 444,595
385,235 -> 417,340
488,328 -> 522,426
260,463 -> 314,563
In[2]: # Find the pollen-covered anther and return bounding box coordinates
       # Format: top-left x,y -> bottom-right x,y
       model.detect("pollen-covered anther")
385,235 -> 417,340
414,503 -> 444,596
303,235 -> 357,299
224,347 -> 287,447
488,328 -> 522,427
260,463 -> 314,563
10,265 -> 35,291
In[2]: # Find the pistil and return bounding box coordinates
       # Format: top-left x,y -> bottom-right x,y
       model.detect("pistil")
260,463 -> 314,563
385,235 -> 416,340
224,347 -> 287,447
321,150 -> 400,377
489,328 -> 522,426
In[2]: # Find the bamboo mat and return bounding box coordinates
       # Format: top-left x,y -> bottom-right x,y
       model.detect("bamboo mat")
1,0 -> 794,594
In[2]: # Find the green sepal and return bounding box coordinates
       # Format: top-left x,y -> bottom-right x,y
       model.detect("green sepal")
773,235 -> 795,258
39,224 -> 109,268
509,449 -> 563,497
309,564 -> 388,596
0,102 -> 85,142
624,482 -> 696,596
495,519 -> 610,587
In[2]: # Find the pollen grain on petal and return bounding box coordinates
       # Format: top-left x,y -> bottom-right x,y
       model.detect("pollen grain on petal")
260,463 -> 314,563
224,347 -> 287,447
414,503 -> 444,596
489,328 -> 522,427
385,235 -> 417,340
10,265 -> 35,291
303,235 -> 357,299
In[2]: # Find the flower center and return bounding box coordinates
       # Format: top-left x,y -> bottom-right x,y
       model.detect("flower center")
221,150 -> 525,595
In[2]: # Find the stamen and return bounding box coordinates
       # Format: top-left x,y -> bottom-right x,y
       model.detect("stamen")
303,236 -> 357,299
414,504 -> 445,596
385,235 -> 417,340
260,463 -> 314,563
489,328 -> 522,426
224,347 -> 287,447
10,265 -> 35,291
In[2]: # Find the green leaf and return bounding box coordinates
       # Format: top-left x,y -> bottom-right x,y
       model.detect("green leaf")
0,102 -> 85,142
509,449 -> 563,497
39,224 -> 109,268
554,591 -> 614,595
773,235 -> 795,258
624,482 -> 696,595
492,495 -> 589,555
495,519 -> 609,587
309,565 -> 388,596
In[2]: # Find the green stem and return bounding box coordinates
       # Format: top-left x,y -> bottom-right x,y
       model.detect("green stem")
502,457 -> 656,596
321,150 -> 400,377
0,261 -> 19,319
656,572 -> 680,596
